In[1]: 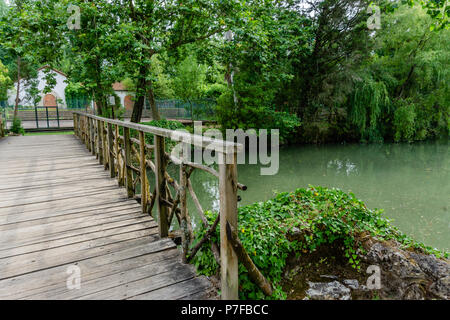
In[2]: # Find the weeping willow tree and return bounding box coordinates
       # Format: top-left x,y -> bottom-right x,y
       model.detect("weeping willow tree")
348,77 -> 391,142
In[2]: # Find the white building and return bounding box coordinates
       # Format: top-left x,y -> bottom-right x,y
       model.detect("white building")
7,66 -> 68,107
7,65 -> 134,110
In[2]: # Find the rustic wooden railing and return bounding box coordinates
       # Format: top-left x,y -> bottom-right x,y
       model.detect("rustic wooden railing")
0,113 -> 4,137
73,111 -> 257,299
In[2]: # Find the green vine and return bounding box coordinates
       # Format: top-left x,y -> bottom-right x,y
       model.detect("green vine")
191,186 -> 448,300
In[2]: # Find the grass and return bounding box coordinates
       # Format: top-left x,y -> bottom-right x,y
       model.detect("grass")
24,131 -> 74,136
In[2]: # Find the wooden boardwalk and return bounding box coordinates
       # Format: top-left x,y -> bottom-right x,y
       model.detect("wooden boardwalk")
0,134 -> 212,300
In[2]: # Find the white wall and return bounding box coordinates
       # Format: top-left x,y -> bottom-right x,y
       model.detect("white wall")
7,68 -> 68,107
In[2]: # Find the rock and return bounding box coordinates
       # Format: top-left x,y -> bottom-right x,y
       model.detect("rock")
320,274 -> 339,280
402,283 -> 425,300
343,279 -> 359,290
361,240 -> 450,299
365,243 -> 425,279
429,276 -> 450,299
408,252 -> 450,280
306,281 -> 351,300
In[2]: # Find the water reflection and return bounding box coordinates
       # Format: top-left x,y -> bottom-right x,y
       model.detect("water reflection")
184,140 -> 449,251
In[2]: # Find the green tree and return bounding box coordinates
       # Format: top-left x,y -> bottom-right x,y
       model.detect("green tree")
173,54 -> 206,121
0,60 -> 11,101
110,0 -> 241,122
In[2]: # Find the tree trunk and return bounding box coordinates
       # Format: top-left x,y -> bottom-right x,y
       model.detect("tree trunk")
14,56 -> 21,120
147,81 -> 160,121
130,65 -> 147,123
130,90 -> 145,122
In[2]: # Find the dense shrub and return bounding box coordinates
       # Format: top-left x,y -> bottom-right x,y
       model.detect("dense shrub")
191,186 -> 448,299
10,117 -> 25,135
216,90 -> 301,145
393,99 -> 416,142
137,119 -> 186,151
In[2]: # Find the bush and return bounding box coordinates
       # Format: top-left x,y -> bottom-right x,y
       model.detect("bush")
215,90 -> 301,144
191,186 -> 447,299
10,118 -> 25,135
137,119 -> 186,151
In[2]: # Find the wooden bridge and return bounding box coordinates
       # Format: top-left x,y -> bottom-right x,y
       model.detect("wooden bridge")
0,112 -> 245,300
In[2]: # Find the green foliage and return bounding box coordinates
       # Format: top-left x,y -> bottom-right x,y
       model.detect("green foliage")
216,89 -> 301,144
0,60 -> 11,100
10,117 -> 24,135
393,99 -> 416,142
345,4 -> 449,142
65,82 -> 92,109
150,54 -> 175,99
348,78 -> 391,142
192,186 -> 448,299
136,119 -> 186,151
173,55 -> 207,120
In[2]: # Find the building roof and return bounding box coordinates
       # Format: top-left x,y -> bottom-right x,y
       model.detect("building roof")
112,82 -> 129,91
37,65 -> 68,78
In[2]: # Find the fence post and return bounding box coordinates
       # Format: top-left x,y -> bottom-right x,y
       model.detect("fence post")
154,135 -> 168,237
123,127 -> 134,198
90,118 -> 95,155
87,117 -> 91,152
180,160 -> 188,262
107,123 -> 115,178
97,119 -> 103,164
73,114 -> 77,137
115,125 -> 123,186
0,113 -> 4,138
219,151 -> 239,300
139,131 -> 148,214
101,121 -> 107,169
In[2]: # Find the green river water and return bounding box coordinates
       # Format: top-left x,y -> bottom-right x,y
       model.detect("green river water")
182,140 -> 449,252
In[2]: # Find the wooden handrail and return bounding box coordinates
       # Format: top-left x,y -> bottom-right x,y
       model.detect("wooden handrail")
73,111 -> 241,300
72,111 -> 242,154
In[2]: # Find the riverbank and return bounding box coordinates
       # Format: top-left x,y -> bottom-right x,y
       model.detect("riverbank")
192,186 -> 449,300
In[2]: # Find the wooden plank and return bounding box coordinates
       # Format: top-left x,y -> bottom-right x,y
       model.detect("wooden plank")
0,132 -> 212,300
5,248 -> 180,300
79,263 -> 197,300
130,276 -> 212,300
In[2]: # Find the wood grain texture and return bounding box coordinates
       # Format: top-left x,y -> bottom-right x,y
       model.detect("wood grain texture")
0,135 -> 211,300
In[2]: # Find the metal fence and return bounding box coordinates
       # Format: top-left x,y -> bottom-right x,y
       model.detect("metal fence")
0,98 -> 217,129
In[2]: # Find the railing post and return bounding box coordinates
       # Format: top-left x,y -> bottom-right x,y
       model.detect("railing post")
73,114 -> 77,137
139,131 -> 148,214
87,117 -> 91,152
180,160 -> 189,263
107,123 -> 115,178
219,151 -> 239,300
154,135 -> 168,237
90,118 -> 95,155
102,123 -> 107,169
97,119 -> 103,164
115,125 -> 123,186
123,127 -> 134,198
